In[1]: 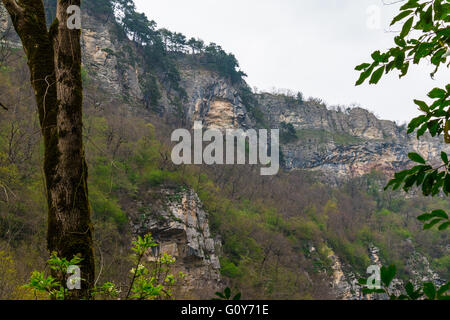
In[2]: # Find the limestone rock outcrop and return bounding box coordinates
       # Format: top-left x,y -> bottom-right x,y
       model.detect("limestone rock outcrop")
126,187 -> 222,298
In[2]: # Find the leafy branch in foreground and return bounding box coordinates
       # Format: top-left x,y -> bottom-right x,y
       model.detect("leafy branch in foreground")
359,264 -> 449,300
356,1 -> 449,148
125,233 -> 186,300
355,0 -> 449,300
213,287 -> 242,300
25,233 -> 186,300
355,0 -> 449,85
25,253 -> 83,300
385,149 -> 450,230
356,0 -> 449,227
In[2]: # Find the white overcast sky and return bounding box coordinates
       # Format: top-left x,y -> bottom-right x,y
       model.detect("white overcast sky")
134,0 -> 449,124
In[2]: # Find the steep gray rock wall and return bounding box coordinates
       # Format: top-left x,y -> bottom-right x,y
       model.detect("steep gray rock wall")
79,11 -> 253,130
178,61 -> 252,129
81,10 -> 143,99
329,244 -> 445,300
3,2 -> 447,183
74,5 -> 448,185
257,93 -> 448,181
125,187 -> 222,298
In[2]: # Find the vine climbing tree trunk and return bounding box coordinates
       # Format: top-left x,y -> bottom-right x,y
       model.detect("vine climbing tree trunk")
1,0 -> 94,299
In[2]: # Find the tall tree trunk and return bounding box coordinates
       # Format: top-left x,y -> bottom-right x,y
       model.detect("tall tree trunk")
1,0 -> 94,299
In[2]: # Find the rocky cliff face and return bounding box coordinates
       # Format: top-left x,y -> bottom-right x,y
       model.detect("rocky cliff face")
79,11 -> 253,130
329,244 -> 446,300
257,93 -> 448,182
178,61 -> 252,129
76,7 -> 447,185
124,187 -> 222,298
81,11 -> 142,99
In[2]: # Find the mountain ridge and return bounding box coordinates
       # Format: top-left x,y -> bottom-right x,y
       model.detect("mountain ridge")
75,4 -> 448,184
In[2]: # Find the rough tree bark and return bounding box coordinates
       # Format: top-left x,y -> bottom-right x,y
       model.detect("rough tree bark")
1,0 -> 94,299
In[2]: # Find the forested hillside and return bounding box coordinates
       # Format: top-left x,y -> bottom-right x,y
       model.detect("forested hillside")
0,0 -> 448,300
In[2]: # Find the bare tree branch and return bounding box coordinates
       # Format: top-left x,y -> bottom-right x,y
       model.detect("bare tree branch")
0,101 -> 8,111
